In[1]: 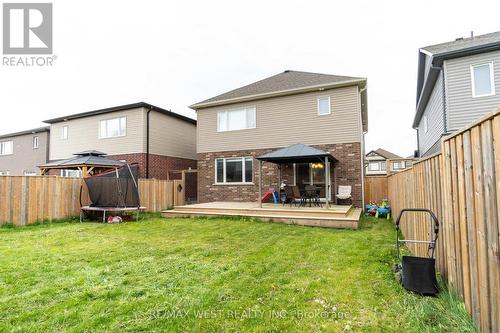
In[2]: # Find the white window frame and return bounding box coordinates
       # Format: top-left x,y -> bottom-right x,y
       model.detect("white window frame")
423,115 -> 428,134
368,162 -> 381,171
470,62 -> 496,98
33,136 -> 39,149
217,107 -> 256,132
23,171 -> 37,176
61,126 -> 68,140
99,116 -> 127,139
0,170 -> 10,176
60,169 -> 82,178
317,96 -> 331,115
0,141 -> 13,155
214,157 -> 253,184
393,162 -> 401,170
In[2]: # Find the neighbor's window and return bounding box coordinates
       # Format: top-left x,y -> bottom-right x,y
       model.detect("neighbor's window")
317,96 -> 331,115
0,171 -> 10,176
99,117 -> 127,138
471,63 -> 495,97
217,107 -> 256,132
368,162 -> 380,171
23,171 -> 37,176
393,162 -> 405,170
0,141 -> 13,155
381,161 -> 387,171
33,136 -> 39,149
215,157 -> 253,183
60,169 -> 82,178
61,126 -> 68,140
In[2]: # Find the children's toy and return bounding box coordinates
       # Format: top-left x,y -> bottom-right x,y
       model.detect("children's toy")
365,199 -> 391,219
261,188 -> 280,204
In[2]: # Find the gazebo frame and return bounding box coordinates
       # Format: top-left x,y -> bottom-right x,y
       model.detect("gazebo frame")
256,143 -> 337,209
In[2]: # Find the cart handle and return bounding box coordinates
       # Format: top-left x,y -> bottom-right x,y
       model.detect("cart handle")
395,208 -> 439,235
395,208 -> 439,260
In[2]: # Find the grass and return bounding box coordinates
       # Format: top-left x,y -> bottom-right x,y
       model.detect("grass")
0,215 -> 477,332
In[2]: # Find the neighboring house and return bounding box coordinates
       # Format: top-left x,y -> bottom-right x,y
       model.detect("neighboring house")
43,102 -> 197,179
414,31 -> 500,157
0,127 -> 50,176
191,70 -> 368,207
365,148 -> 401,175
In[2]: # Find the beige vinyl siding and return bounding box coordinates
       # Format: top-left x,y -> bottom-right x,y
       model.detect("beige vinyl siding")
149,112 -> 197,160
49,107 -> 146,160
196,85 -> 361,153
0,131 -> 49,175
444,50 -> 500,130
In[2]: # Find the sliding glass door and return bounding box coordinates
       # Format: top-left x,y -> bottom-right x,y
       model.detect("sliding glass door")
294,163 -> 329,199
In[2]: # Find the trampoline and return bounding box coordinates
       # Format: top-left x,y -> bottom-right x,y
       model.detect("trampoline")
80,164 -> 146,222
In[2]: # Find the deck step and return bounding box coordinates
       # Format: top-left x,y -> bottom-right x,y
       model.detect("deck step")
162,208 -> 361,229
169,205 -> 352,219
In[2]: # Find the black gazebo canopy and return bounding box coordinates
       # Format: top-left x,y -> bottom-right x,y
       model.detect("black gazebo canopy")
256,143 -> 337,164
256,143 -> 337,208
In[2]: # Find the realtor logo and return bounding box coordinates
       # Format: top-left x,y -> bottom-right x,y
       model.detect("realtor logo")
2,3 -> 52,54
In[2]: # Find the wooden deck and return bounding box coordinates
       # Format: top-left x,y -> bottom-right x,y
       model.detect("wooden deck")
161,202 -> 362,229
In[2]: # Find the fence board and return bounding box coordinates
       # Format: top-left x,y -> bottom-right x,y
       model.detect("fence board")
388,109 -> 500,333
0,177 -> 184,225
364,176 -> 388,203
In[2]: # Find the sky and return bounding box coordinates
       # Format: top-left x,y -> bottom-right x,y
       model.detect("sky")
0,0 -> 499,157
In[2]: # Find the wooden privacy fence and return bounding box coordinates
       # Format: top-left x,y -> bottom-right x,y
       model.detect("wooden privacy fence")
0,177 -> 185,226
364,176 -> 388,203
388,109 -> 500,333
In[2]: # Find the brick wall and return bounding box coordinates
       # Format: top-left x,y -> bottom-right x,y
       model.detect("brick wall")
197,142 -> 363,207
108,153 -> 197,180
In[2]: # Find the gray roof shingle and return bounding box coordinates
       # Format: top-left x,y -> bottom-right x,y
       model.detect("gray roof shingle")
257,143 -> 337,163
192,70 -> 364,107
421,31 -> 500,56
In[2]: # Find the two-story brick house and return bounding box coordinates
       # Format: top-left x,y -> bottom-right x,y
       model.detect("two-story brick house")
414,31 -> 500,157
191,70 -> 367,207
0,127 -> 50,176
43,102 -> 197,179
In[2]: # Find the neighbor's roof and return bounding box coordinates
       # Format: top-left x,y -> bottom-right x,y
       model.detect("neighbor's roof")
39,151 -> 124,168
0,126 -> 49,140
421,31 -> 500,56
191,70 -> 368,132
43,102 -> 196,125
367,148 -> 401,160
256,143 -> 337,164
414,31 -> 500,128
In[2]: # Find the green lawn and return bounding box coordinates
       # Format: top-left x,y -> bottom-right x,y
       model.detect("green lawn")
0,215 -> 476,332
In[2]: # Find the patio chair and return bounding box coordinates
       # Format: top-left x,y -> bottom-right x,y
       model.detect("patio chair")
336,185 -> 352,205
292,186 -> 306,207
305,185 -> 322,207
282,186 -> 300,207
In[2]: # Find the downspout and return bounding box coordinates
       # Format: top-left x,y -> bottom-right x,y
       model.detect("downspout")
146,106 -> 153,179
359,86 -> 367,208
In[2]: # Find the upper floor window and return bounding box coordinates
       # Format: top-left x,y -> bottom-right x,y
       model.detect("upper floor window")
0,171 -> 10,176
24,171 -> 37,176
393,161 -> 405,170
217,107 -> 256,132
33,136 -> 39,149
471,63 -> 495,98
215,157 -> 253,184
317,96 -> 331,115
61,126 -> 68,140
99,117 -> 127,138
0,141 -> 13,155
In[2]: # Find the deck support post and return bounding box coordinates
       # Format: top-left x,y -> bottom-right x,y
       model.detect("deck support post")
325,156 -> 330,209
258,160 -> 263,208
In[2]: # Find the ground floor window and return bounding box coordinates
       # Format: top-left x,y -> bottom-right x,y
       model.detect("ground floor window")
60,169 -> 82,178
215,157 -> 253,184
23,171 -> 37,176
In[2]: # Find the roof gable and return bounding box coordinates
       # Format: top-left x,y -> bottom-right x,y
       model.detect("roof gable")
191,70 -> 365,108
366,148 -> 401,160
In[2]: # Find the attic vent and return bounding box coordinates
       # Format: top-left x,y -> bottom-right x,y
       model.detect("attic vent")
283,70 -> 291,73
455,37 -> 464,41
